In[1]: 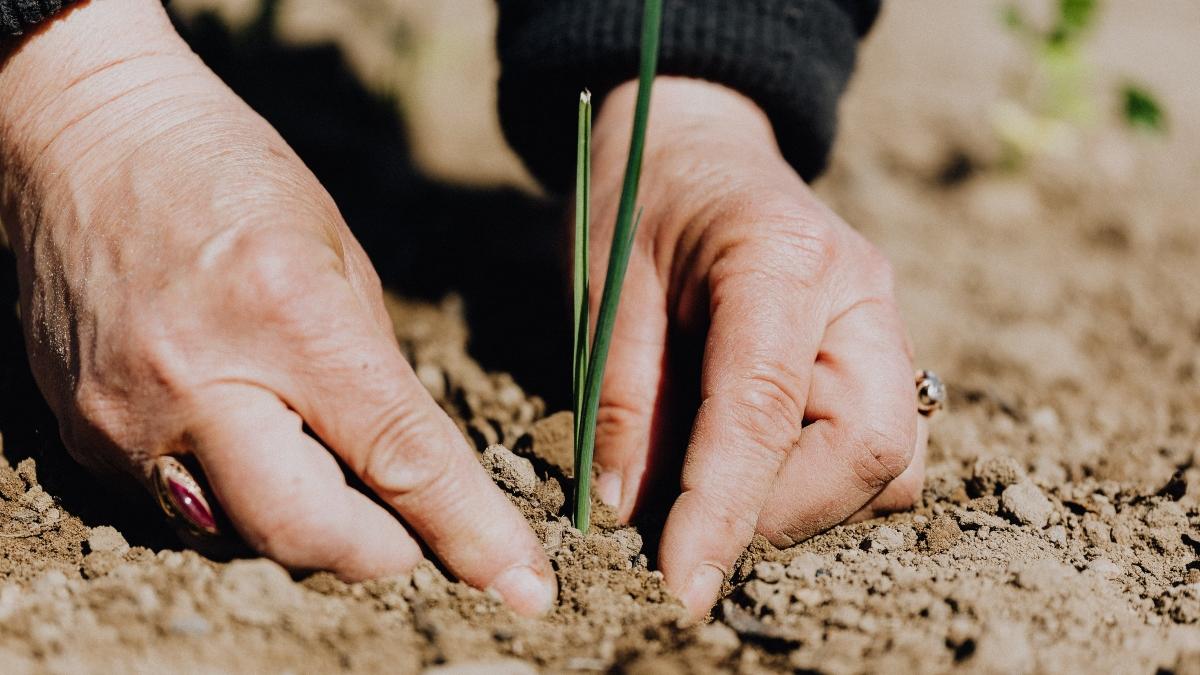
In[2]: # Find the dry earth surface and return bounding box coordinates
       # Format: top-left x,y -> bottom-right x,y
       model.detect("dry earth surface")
2,1 -> 1200,673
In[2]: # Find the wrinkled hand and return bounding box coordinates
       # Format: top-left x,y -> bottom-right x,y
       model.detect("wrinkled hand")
0,0 -> 554,615
588,78 -> 928,622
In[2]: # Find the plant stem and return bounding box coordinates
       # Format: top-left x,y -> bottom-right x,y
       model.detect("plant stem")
572,91 -> 592,471
573,0 -> 663,533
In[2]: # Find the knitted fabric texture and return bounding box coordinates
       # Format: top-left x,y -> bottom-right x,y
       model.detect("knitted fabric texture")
496,0 -> 880,192
1,0 -> 70,36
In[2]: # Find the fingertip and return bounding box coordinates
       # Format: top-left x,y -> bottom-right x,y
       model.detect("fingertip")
670,562 -> 725,625
488,560 -> 558,617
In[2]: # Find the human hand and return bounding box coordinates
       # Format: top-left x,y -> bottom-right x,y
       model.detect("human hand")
0,0 -> 555,615
587,78 -> 927,622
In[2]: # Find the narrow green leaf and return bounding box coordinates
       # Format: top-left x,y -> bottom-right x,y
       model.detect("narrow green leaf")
573,91 -> 593,462
573,0 -> 663,533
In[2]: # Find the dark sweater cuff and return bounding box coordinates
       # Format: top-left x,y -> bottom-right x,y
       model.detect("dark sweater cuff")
497,0 -> 880,193
1,0 -> 70,36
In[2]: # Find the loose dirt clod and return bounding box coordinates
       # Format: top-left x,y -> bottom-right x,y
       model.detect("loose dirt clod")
86,526 -> 130,555
1001,480 -> 1054,528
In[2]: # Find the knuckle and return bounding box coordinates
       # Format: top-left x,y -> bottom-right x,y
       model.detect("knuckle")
219,227 -> 338,323
776,223 -> 839,286
690,488 -> 760,541
595,397 -> 648,447
860,244 -> 897,296
758,518 -> 801,550
360,406 -> 451,499
846,425 -> 914,493
710,221 -> 838,295
727,368 -> 807,448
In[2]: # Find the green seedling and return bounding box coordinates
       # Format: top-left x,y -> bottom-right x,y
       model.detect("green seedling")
997,0 -> 1166,162
572,0 -> 662,533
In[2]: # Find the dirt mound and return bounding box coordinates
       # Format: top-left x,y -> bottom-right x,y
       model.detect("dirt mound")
1,290 -> 1199,672
2,1 -> 1200,672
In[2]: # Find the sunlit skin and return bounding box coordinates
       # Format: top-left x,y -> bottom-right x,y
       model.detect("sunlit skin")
0,0 -> 926,623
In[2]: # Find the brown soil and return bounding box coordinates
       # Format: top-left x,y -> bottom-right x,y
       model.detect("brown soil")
3,1 -> 1200,673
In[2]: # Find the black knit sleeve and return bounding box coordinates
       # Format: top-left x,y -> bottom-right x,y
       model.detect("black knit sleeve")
496,0 -> 881,193
1,0 -> 72,36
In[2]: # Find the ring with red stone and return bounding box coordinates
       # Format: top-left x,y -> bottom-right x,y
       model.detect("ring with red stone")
152,456 -> 220,536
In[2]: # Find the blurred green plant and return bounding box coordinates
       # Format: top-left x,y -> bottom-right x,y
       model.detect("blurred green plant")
572,0 -> 661,534
1120,84 -> 1165,133
996,0 -> 1166,162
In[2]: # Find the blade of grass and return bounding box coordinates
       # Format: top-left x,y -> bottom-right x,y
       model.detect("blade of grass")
573,0 -> 663,533
573,91 -> 593,464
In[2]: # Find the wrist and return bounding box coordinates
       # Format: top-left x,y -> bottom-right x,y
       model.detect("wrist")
0,0 -> 201,233
594,77 -> 780,167
592,77 -> 790,246
0,0 -> 189,126
0,0 -> 261,251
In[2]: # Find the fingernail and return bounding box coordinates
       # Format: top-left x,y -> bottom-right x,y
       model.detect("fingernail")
489,564 -> 557,616
678,563 -> 725,623
596,471 -> 623,509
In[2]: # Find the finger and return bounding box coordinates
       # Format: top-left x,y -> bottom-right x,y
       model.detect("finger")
187,384 -> 424,579
845,415 -> 928,523
287,301 -> 556,616
756,299 -> 918,546
659,241 -> 829,623
592,255 -> 670,519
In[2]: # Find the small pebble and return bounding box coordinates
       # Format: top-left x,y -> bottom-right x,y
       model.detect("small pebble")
1087,558 -> 1123,579
425,659 -> 537,675
785,553 -> 825,581
694,622 -> 740,656
8,507 -> 38,524
1044,525 -> 1068,546
87,526 -> 130,555
1000,480 -> 1053,529
973,457 -> 1027,495
924,516 -> 962,554
415,363 -> 446,400
215,559 -> 301,626
1012,558 -> 1073,591
1083,519 -> 1112,546
411,565 -> 439,593
1030,407 -> 1061,435
753,561 -> 785,583
467,418 -> 500,450
1144,501 -> 1187,529
865,525 -> 906,553
481,445 -> 537,496
168,612 -> 211,636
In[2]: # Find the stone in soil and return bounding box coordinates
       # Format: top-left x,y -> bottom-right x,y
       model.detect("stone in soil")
1000,480 -> 1053,528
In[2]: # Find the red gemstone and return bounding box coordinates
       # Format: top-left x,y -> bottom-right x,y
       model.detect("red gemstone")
167,477 -> 218,534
